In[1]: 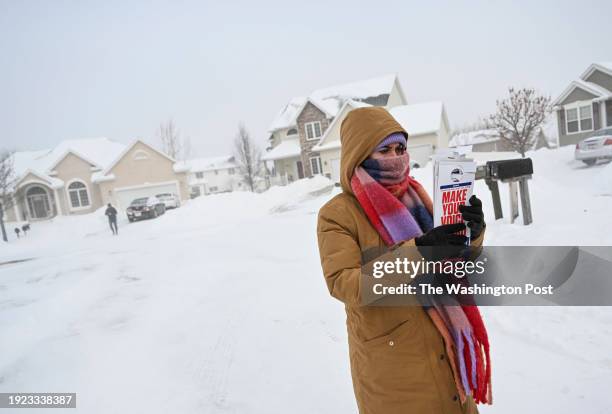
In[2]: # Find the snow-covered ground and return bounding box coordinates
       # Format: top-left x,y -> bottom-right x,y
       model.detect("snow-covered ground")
1,146 -> 611,413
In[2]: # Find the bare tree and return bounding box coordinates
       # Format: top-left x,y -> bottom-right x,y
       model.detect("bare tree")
233,124 -> 262,192
488,87 -> 551,157
158,119 -> 183,159
0,150 -> 16,242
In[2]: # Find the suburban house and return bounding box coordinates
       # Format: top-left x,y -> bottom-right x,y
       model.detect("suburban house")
388,102 -> 450,166
4,137 -> 191,222
552,62 -> 612,146
262,74 -> 452,184
186,155 -> 241,197
449,116 -> 557,152
312,100 -> 451,180
262,74 -> 408,184
449,129 -> 554,152
449,129 -> 505,151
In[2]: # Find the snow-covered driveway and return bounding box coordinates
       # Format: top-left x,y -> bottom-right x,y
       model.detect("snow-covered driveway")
1,147 -> 611,413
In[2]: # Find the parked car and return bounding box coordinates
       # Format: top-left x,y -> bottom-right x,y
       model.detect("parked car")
575,127 -> 612,166
156,192 -> 181,209
126,196 -> 166,222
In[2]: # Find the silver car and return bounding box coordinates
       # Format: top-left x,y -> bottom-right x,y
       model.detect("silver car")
156,193 -> 181,209
575,127 -> 612,166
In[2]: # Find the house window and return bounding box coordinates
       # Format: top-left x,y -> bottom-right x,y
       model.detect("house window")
287,128 -> 298,136
209,186 -> 218,192
305,121 -> 322,140
195,172 -> 204,179
228,168 -> 235,175
565,103 -> 593,134
133,150 -> 149,161
191,186 -> 201,197
68,181 -> 90,209
310,156 -> 322,175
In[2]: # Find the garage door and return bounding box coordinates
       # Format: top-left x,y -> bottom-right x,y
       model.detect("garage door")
115,182 -> 179,211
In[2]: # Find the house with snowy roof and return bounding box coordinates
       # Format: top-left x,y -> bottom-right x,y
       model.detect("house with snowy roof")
448,120 -> 556,153
185,155 -> 242,196
552,62 -> 612,146
3,138 -> 191,222
312,100 -> 450,177
262,74 -> 451,183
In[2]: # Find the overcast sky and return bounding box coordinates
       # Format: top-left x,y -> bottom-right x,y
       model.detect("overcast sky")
1,0 -> 611,157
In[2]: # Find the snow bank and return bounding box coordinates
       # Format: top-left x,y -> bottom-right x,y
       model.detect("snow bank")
597,160 -> 612,196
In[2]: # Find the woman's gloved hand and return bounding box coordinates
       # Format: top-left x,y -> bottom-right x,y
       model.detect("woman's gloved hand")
415,223 -> 467,246
459,195 -> 485,240
414,223 -> 467,261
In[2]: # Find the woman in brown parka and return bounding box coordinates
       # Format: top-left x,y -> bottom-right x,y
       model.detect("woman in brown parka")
316,107 -> 487,414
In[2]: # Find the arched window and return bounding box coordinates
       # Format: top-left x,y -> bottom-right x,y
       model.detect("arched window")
287,128 -> 298,136
68,181 -> 90,209
133,150 -> 149,161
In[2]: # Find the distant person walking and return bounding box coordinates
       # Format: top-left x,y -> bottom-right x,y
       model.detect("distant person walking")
105,203 -> 118,235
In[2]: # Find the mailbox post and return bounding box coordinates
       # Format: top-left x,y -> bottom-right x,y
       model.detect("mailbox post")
477,158 -> 534,225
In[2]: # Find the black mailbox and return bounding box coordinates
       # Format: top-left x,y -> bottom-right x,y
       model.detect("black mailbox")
477,157 -> 534,225
487,158 -> 533,180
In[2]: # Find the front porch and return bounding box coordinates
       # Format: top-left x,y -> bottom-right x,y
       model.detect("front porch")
13,182 -> 61,222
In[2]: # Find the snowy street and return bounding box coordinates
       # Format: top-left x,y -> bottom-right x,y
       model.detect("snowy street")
1,146 -> 612,413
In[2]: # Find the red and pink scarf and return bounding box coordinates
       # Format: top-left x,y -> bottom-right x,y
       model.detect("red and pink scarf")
351,153 -> 492,405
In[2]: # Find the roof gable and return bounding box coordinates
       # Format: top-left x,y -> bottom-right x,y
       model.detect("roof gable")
389,102 -> 446,137
296,100 -> 333,122
101,139 -> 176,177
554,63 -> 612,106
268,74 -> 401,132
9,138 -> 125,190
312,100 -> 371,150
14,169 -> 63,190
553,80 -> 607,106
48,149 -> 100,173
580,62 -> 612,80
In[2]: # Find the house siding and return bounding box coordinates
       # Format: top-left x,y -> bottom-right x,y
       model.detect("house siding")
557,102 -> 600,146
585,70 -> 612,92
385,80 -> 407,107
320,148 -> 341,180
559,88 -> 598,106
53,153 -> 103,215
296,102 -> 331,177
99,141 -> 189,207
607,100 -> 612,127
593,101 -> 601,131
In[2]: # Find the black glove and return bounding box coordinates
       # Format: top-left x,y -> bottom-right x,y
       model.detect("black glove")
415,223 -> 467,261
459,195 -> 485,240
415,223 -> 467,246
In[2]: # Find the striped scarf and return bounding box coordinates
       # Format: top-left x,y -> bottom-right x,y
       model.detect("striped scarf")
351,153 -> 492,405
